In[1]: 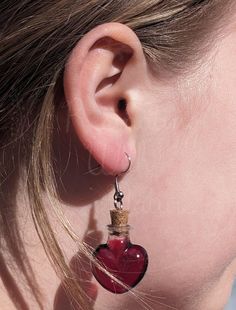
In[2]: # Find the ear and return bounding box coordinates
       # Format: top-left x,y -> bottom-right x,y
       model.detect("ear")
63,22 -> 147,175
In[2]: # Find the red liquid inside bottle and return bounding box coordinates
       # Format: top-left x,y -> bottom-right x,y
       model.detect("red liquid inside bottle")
92,224 -> 148,294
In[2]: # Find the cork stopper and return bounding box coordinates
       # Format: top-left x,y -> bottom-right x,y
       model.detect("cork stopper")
110,209 -> 129,226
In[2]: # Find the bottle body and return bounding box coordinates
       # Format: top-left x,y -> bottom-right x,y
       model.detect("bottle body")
91,224 -> 148,294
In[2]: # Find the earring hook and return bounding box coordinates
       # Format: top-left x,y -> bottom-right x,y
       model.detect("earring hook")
114,152 -> 131,210
83,152 -> 131,176
118,152 -> 131,175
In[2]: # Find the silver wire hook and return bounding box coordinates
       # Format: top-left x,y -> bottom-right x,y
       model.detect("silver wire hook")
83,152 -> 131,176
120,152 -> 131,175
113,152 -> 131,209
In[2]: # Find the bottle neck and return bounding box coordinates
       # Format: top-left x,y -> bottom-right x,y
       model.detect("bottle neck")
107,224 -> 130,242
107,224 -> 130,237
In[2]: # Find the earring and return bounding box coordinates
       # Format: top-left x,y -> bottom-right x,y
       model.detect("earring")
91,152 -> 148,294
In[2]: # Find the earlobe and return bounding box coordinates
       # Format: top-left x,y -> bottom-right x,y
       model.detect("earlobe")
63,22 -> 146,175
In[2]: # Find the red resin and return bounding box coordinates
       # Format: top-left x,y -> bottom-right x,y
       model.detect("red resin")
92,237 -> 148,294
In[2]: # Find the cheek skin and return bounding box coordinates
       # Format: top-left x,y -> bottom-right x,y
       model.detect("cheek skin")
130,85 -> 236,307
122,30 -> 236,308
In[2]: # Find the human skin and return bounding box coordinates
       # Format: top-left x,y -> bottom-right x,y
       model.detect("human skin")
1,16 -> 236,310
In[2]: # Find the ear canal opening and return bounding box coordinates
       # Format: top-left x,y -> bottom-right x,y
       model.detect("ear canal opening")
117,98 -> 131,127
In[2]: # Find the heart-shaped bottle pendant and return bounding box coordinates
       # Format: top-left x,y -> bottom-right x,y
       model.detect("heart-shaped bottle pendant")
91,210 -> 148,294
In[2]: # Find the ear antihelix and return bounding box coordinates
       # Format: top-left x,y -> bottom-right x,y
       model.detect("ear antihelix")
96,72 -> 122,93
91,36 -> 133,75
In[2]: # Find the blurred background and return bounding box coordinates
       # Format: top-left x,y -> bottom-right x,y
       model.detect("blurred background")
225,280 -> 236,309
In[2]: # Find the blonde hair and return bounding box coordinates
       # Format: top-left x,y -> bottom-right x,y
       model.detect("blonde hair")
0,1 -> 234,309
